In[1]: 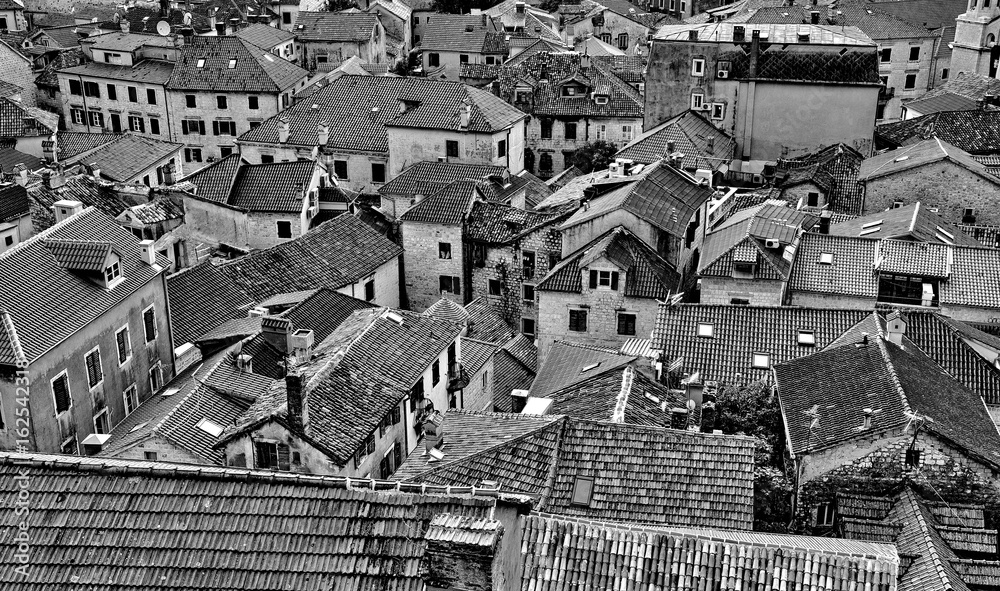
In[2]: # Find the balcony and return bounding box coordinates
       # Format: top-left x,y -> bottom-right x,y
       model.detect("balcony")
447,363 -> 469,392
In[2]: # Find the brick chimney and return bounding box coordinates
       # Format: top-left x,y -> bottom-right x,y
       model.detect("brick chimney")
285,371 -> 308,431
422,514 -> 505,591
261,316 -> 294,355
749,30 -> 761,78
459,102 -> 472,129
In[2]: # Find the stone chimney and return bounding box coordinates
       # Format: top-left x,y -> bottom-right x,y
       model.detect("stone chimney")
207,6 -> 216,32
422,514 -> 505,591
278,117 -> 290,143
810,10 -> 820,24
886,311 -> 906,347
285,371 -> 309,431
423,410 -> 445,455
52,199 -> 84,223
706,136 -> 714,154
12,163 -> 27,186
688,29 -> 698,41
749,30 -> 761,78
515,0 -> 525,13
261,316 -> 294,355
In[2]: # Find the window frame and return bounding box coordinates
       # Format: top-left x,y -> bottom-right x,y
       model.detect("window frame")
276,220 -> 293,239
521,317 -> 535,336
84,346 -> 103,389
115,325 -> 132,366
123,383 -> 138,416
217,95 -> 228,109
751,352 -> 770,369
51,371 -> 72,415
93,407 -> 110,435
691,57 -> 705,77
617,313 -> 637,336
522,283 -> 535,303
142,305 -> 157,343
568,309 -> 588,332
697,323 -> 714,338
570,475 -> 595,506
148,363 -> 162,393
438,242 -> 452,260
488,279 -> 502,296
446,140 -> 459,158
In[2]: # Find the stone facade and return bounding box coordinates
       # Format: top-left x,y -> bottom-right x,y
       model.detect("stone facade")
876,36 -> 937,122
297,20 -> 387,71
526,115 -> 642,179
699,276 -> 784,306
0,41 -> 34,107
0,212 -> 32,254
461,353 -> 495,413
563,10 -> 651,55
386,124 -> 526,178
402,220 -> 466,312
951,3 -> 1000,78
58,75 -> 168,136
103,434 -> 212,464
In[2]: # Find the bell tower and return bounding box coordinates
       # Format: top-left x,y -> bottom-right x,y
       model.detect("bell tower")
953,0 -> 1000,77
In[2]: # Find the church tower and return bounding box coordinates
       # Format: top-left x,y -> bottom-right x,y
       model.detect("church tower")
953,0 -> 1000,77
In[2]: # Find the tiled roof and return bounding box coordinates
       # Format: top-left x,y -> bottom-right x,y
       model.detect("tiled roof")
56,131 -> 121,161
216,214 -> 403,301
537,226 -> 679,298
292,11 -> 379,42
547,365 -> 683,425
874,110 -> 1000,155
904,92 -> 980,116
827,202 -> 981,246
167,36 -> 307,93
655,22 -> 876,45
615,109 -> 736,170
0,184 -> 29,223
652,304 -> 870,386
424,297 -> 470,324
239,75 -> 526,153
35,47 -> 84,88
529,340 -> 636,399
521,513 -> 899,591
176,153 -> 243,203
746,3 -> 935,39
167,261 -> 255,346
379,161 -> 507,196
0,97 -> 58,138
699,203 -> 815,279
561,163 -> 715,239
914,71 -> 1000,108
465,200 -> 564,244
124,197 -> 184,225
234,22 -> 296,49
399,179 -> 478,225
464,296 -> 514,344
776,143 -> 866,215
61,59 -> 175,85
35,23 -> 87,48
420,14 -> 507,54
64,133 -> 181,182
461,337 -> 498,376
776,331 -> 1000,469
395,411 -> 756,529
502,332 -> 536,371
116,6 -> 213,34
787,232 -> 880,297
493,349 -> 535,410
44,238 -> 114,272
26,173 -> 141,232
870,0 -> 967,30
0,208 -> 168,365
860,137 -> 998,183
0,148 -> 42,174
0,451 -> 506,590
717,48 -> 881,85
229,160 -> 317,212
83,31 -> 176,52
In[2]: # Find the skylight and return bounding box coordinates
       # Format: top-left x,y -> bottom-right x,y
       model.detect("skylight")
581,362 -> 601,372
697,323 -> 714,338
228,59 -> 237,68
819,253 -> 834,265
570,476 -> 595,506
861,220 -> 882,229
161,388 -> 179,397
797,331 -> 816,346
129,422 -> 149,433
196,58 -> 205,68
196,418 -> 224,437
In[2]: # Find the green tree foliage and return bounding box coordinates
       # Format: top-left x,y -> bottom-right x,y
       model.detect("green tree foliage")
570,140 -> 618,173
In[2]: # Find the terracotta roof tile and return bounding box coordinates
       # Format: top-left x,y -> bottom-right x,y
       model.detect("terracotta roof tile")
292,11 -> 379,42
167,36 -> 307,93
64,133 -> 181,183
167,260 -> 255,346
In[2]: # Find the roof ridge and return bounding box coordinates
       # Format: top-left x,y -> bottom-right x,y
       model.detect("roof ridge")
875,337 -> 913,417
610,365 -> 633,423
0,206 -> 98,263
900,488 -> 958,590
535,416 -> 569,512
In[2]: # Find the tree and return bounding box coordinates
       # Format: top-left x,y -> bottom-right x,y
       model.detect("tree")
570,140 -> 618,173
326,0 -> 359,10
430,0 -> 500,13
538,0 -> 562,12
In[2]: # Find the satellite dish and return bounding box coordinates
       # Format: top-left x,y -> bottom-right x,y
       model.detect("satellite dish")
156,20 -> 171,36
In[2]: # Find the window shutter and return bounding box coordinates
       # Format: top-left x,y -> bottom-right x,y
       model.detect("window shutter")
230,453 -> 246,467
589,270 -> 598,289
379,456 -> 389,479
379,417 -> 386,437
610,272 -> 619,290
277,443 -> 290,471
116,331 -> 127,363
199,121 -> 206,135
392,406 -> 401,424
453,277 -> 460,295
212,121 -> 220,136
144,310 -> 156,342
367,434 -> 375,455
85,352 -> 97,386
53,377 -> 69,413
182,120 -> 189,134
393,441 -> 402,467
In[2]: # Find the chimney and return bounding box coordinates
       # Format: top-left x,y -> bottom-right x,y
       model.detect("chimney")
819,210 -> 832,233
120,18 -> 130,33
278,117 -> 290,143
580,53 -> 591,69
459,101 -> 472,129
666,140 -> 676,156
423,410 -> 445,455
670,408 -> 689,429
810,10 -> 820,24
290,329 -> 314,363
207,6 -> 216,31
862,408 -> 874,430
688,29 -> 698,41
12,163 -> 27,186
886,311 -> 906,347
86,162 -> 101,179
81,433 -> 111,456
706,136 -> 715,154
163,162 -> 176,185
139,240 -> 156,265
52,199 -> 84,223
228,16 -> 239,33
261,316 -> 294,354
313,120 -> 329,147
510,389 -> 528,413
285,371 -> 308,431
733,25 -> 745,42
422,514 -> 505,591
749,30 -> 760,78
515,0 -> 525,13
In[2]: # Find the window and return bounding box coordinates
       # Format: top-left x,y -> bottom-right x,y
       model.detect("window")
365,278 -> 375,301
106,84 -> 117,100
521,317 -> 535,335
908,46 -> 920,61
815,503 -> 834,527
522,284 -> 535,302
333,160 -> 348,179
905,448 -> 921,469
752,353 -> 770,369
622,125 -> 633,141
521,250 -> 536,278
570,476 -> 595,506
372,162 -> 386,184
691,93 -> 705,110
565,122 -> 577,140
880,48 -> 891,63
878,274 -> 936,307
185,94 -> 196,107
446,140 -> 459,158
196,58 -> 205,68
115,326 -> 132,366
52,372 -> 71,414
148,364 -> 162,392
807,192 -> 820,207
941,68 -> 949,80
282,11 -> 291,23
276,220 -> 293,238
88,111 -> 104,128
181,120 -> 205,135
184,148 -> 202,163
439,242 -> 452,259
539,153 -> 552,172
440,275 -> 461,294
540,119 -> 552,139
797,331 -> 816,346
617,33 -> 628,50
488,279 -> 501,296
227,59 -> 237,69
104,260 -> 121,283
459,53 -> 469,63
497,139 -> 507,158
964,207 -> 976,223
255,440 -> 291,471
617,313 -> 636,336
248,95 -> 259,110
146,89 -> 156,104
71,108 -> 85,125
217,96 -> 228,109
818,253 -> 834,265
432,359 -> 441,385
69,79 -> 82,95
600,33 -> 611,43
697,323 -> 714,338
569,309 -> 588,332
149,118 -> 160,135
129,115 -> 145,133
84,81 -> 100,98
588,269 -> 619,290
93,409 -> 109,435
219,146 -> 233,158
142,307 -> 156,342
259,153 -> 272,163
409,380 -> 424,412
143,451 -> 158,461
428,52 -> 440,67
84,348 -> 103,388
123,384 -> 138,416
904,74 -> 916,89
213,120 -> 237,135
711,103 -> 725,120
249,121 -> 261,130
595,124 -> 607,141
691,58 -> 705,76
60,438 -> 77,455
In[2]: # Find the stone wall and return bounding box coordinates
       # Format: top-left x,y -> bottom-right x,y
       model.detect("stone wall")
863,160 -> 1000,227
402,220 -> 466,312
699,276 -> 784,306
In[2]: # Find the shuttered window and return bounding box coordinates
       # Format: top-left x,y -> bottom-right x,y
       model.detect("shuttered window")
115,327 -> 131,364
588,270 -> 619,290
52,374 -> 71,414
569,310 -> 588,332
84,349 -> 102,388
143,308 -> 156,342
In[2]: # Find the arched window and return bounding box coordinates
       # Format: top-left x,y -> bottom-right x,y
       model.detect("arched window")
988,33 -> 996,47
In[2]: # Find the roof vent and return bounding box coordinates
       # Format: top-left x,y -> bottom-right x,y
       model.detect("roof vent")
465,24 -> 474,32
894,155 -> 909,162
196,418 -> 225,437
383,310 -> 405,325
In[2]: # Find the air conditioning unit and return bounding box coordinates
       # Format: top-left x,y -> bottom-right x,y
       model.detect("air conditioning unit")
752,174 -> 764,184
764,238 -> 780,249
308,204 -> 320,218
716,70 -> 729,78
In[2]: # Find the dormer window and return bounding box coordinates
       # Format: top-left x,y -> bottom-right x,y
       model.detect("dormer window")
594,95 -> 609,105
104,260 -> 121,284
563,86 -> 578,97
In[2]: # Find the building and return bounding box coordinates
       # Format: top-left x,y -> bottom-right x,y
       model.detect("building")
560,0 -> 671,55
483,52 -> 645,179
652,303 -> 869,388
237,75 -> 528,192
0,0 -> 26,31
0,97 -> 57,158
62,133 -> 182,186
697,203 -> 816,306
234,23 -> 297,63
166,36 -> 309,165
858,138 -> 1000,227
536,226 -> 679,358
826,201 -> 981,247
0,37 -> 33,107
900,72 -> 1000,119
394,410 -> 756,529
293,12 -> 386,71
214,305 -> 466,477
771,143 -> 866,215
0,182 -> 30,252
176,155 -> 330,249
377,161 -> 509,220
485,0 -> 561,44
365,0 -> 412,61
0,206 -> 174,454
420,14 -> 507,79
952,0 -> 1000,78
33,47 -> 83,114
614,109 -> 737,177
646,23 -> 881,173
24,168 -> 149,232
